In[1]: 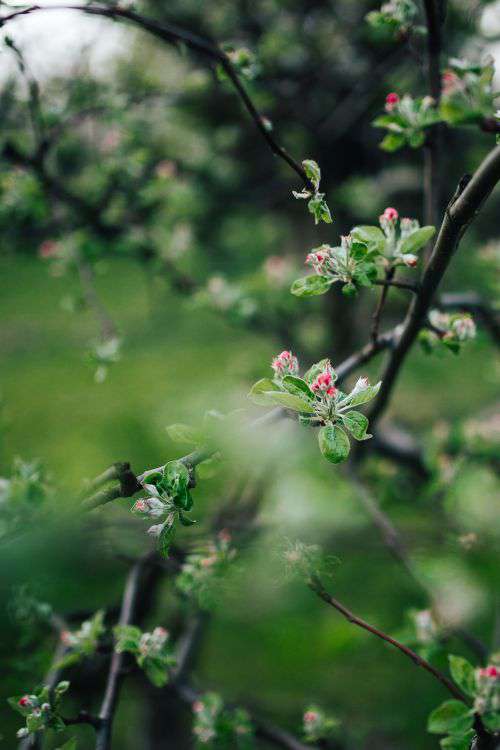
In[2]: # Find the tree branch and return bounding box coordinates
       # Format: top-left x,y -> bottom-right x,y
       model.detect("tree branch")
0,3 -> 314,191
368,147 -> 500,427
308,574 -> 467,704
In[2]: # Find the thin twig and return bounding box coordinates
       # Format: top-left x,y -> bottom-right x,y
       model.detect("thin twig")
308,575 -> 467,704
0,3 -> 314,191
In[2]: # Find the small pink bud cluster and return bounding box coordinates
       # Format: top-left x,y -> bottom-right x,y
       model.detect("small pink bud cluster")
132,494 -> 165,518
263,255 -> 292,285
39,240 -> 60,259
60,629 -> 78,648
311,365 -> 337,399
306,246 -> 330,274
18,695 -> 35,708
304,710 -> 319,724
385,92 -> 400,112
478,666 -> 500,679
155,160 -> 176,179
271,350 -> 299,379
451,315 -> 476,341
193,700 -> 205,714
379,206 -> 399,225
442,70 -> 462,96
139,626 -> 169,657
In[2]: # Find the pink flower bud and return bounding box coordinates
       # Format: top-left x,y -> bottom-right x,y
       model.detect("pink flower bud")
39,240 -> 59,259
381,207 -> 399,223
271,350 -> 299,378
385,93 -> 400,112
218,528 -> 231,544
304,710 -> 319,723
60,630 -> 73,646
193,700 -> 205,713
18,696 -> 32,708
479,666 -> 499,679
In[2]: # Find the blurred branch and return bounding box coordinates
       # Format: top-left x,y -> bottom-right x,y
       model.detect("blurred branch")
368,147 -> 500,427
308,574 -> 467,703
77,260 -> 118,341
0,3 -> 315,191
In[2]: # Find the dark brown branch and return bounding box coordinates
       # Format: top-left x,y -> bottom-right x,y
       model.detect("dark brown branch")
95,553 -> 154,750
368,147 -> 500,427
308,575 -> 467,704
372,278 -> 419,293
0,3 -> 313,191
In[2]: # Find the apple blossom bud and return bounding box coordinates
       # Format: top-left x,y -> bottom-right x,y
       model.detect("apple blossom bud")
18,695 -> 33,708
193,700 -> 205,713
39,240 -> 60,259
17,728 -> 29,738
385,92 -> 400,112
271,350 -> 299,379
304,710 -> 319,723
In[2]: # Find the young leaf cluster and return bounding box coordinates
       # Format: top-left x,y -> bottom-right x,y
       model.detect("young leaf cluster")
440,57 -> 498,127
132,460 -> 197,556
114,625 -> 175,687
428,656 -> 500,748
292,159 -> 332,225
419,311 -> 477,355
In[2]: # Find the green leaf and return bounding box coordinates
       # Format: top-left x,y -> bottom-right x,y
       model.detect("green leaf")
55,739 -> 77,750
162,460 -> 189,493
448,655 -> 476,697
166,423 -> 202,446
380,132 -> 406,152
302,159 -> 321,190
400,226 -> 436,254
440,731 -> 474,749
290,275 -> 332,297
179,511 -> 197,526
144,658 -> 169,687
54,681 -> 70,697
247,378 -> 281,406
307,193 -> 332,224
7,696 -> 28,715
159,515 -> 176,557
318,425 -> 350,464
282,375 -> 314,401
114,625 -> 142,652
341,411 -> 371,441
347,381 -> 381,407
427,701 -> 474,735
409,130 -> 426,148
260,391 -> 316,413
351,226 -> 386,254
482,712 -> 500,732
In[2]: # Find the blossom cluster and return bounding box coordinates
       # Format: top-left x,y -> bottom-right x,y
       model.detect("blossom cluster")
114,624 -> 176,687
132,459 -> 197,556
302,705 -> 339,743
291,207 -> 434,299
8,681 -> 69,739
440,57 -> 497,126
366,0 -> 422,38
374,92 -> 441,151
474,665 -> 500,717
249,353 -> 381,464
176,529 -> 236,609
192,692 -> 254,748
420,310 -> 477,354
57,610 -> 105,668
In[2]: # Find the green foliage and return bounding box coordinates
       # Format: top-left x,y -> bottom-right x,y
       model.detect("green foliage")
0,458 -> 50,540
114,625 -> 175,687
192,692 -> 255,748
8,681 -> 69,740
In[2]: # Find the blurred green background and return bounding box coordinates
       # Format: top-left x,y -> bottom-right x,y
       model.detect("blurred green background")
0,0 -> 499,748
